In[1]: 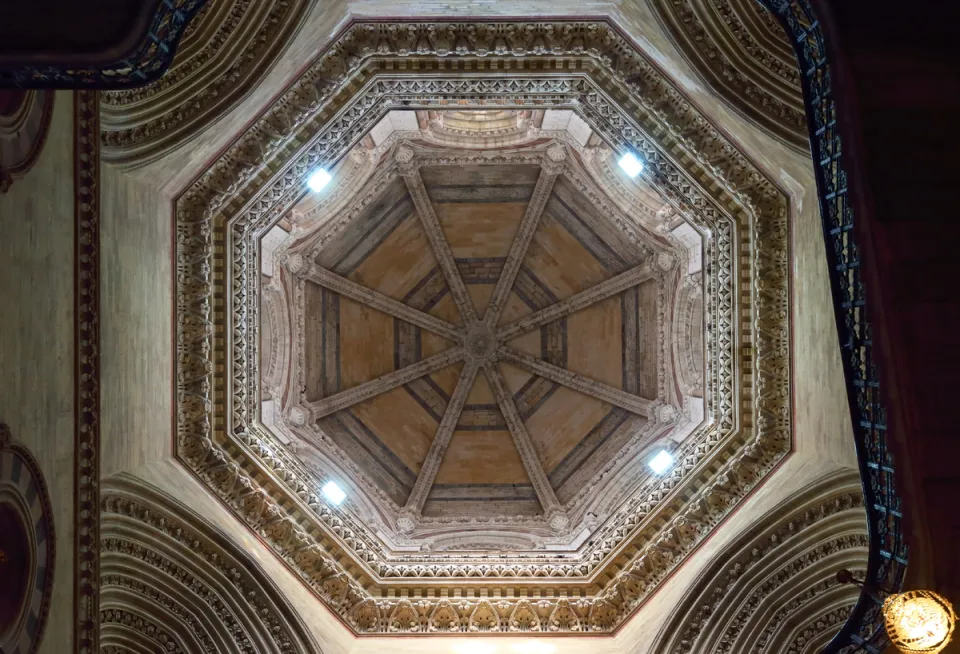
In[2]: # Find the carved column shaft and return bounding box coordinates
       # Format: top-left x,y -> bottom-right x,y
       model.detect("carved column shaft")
404,358 -> 481,516
306,348 -> 465,420
499,346 -> 654,417
498,262 -> 658,341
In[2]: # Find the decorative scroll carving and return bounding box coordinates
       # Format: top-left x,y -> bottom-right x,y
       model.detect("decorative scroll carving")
0,90 -> 54,194
0,424 -> 56,654
650,0 -> 808,150
652,472 -> 868,654
100,477 -> 318,654
101,0 -> 313,166
174,18 -> 793,633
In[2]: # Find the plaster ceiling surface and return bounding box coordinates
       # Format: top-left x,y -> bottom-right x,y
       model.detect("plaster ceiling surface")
173,18 -> 794,634
261,110 -> 704,554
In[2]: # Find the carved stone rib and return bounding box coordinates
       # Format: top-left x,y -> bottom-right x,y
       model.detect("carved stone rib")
497,263 -> 657,342
303,263 -> 463,342
498,347 -> 653,417
306,349 -> 465,420
402,170 -> 477,324
484,169 -> 558,327
483,364 -> 561,513
404,359 -> 480,514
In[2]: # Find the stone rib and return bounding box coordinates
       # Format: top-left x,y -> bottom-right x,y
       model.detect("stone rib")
402,171 -> 478,324
497,263 -> 657,341
404,359 -> 480,514
498,347 -> 653,417
484,169 -> 558,327
484,364 -> 561,512
303,263 -> 463,342
306,349 -> 465,420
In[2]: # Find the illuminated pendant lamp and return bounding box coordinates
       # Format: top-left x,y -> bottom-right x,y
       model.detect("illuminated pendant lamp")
837,570 -> 957,654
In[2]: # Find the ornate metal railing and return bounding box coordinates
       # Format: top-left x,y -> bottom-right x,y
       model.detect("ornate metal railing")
0,0 -> 208,88
764,1 -> 909,652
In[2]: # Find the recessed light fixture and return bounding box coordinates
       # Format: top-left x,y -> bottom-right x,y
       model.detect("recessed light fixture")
648,449 -> 674,475
307,168 -> 332,192
321,480 -> 346,505
618,152 -> 644,178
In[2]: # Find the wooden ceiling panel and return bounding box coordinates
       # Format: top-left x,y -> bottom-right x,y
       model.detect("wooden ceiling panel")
349,211 -> 441,302
337,295 -> 396,391
349,386 -> 441,476
434,429 -> 531,486
524,386 -> 613,475
564,294 -> 625,390
523,213 -> 611,301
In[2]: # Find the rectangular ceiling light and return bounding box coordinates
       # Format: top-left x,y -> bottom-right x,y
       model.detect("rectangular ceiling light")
307,168 -> 332,192
618,152 -> 644,178
321,480 -> 346,505
648,449 -> 674,475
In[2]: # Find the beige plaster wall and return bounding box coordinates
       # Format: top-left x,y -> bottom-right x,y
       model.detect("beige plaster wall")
0,91 -> 76,654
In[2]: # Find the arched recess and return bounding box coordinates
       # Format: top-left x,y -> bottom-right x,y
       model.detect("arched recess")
649,0 -> 808,151
0,423 -> 56,654
0,89 -> 54,194
100,475 -> 320,654
100,0 -> 314,167
651,470 -> 868,653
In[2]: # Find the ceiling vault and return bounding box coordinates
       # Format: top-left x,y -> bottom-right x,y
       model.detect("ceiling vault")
499,347 -> 655,417
401,159 -> 479,324
497,261 -> 660,341
484,364 -> 567,529
401,358 -> 481,527
483,153 -> 563,328
300,261 -> 464,341
303,348 -> 465,421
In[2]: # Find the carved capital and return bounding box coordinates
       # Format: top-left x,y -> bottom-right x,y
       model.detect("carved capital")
541,143 -> 568,175
397,508 -> 418,535
287,405 -> 308,427
284,253 -> 308,276
394,143 -> 420,176
546,508 -> 570,532
656,251 -> 678,272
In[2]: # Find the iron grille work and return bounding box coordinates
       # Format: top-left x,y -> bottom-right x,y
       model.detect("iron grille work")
764,1 -> 909,652
0,0 -> 209,88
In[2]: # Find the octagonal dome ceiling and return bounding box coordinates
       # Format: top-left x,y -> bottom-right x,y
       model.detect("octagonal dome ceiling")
175,20 -> 794,634
260,109 -> 705,553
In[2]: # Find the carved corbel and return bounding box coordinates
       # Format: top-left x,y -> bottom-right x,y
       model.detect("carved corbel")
393,142 -> 420,176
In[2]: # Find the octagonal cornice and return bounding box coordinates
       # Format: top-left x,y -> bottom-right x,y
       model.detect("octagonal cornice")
173,18 -> 792,634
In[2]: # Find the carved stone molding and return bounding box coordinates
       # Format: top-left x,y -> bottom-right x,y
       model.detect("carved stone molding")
101,0 -> 313,167
100,476 -> 319,654
650,0 -> 809,151
0,423 -> 56,654
651,471 -> 868,653
0,90 -> 54,194
173,19 -> 793,633
74,90 -> 101,654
